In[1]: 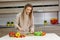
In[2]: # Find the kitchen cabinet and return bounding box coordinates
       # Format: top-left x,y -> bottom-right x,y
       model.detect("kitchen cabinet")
0,28 -> 17,37
35,25 -> 60,36
34,11 -> 58,25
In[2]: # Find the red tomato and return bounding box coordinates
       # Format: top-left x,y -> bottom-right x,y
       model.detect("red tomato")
20,34 -> 26,38
14,35 -> 20,38
42,32 -> 46,36
50,18 -> 58,24
9,32 -> 15,37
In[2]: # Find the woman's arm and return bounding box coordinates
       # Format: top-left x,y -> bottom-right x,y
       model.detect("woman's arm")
29,16 -> 34,33
15,13 -> 22,31
30,25 -> 34,33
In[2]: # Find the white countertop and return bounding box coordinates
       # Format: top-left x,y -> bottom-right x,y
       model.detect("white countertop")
0,33 -> 60,40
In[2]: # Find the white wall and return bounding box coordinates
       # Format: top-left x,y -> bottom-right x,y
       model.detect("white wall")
0,13 -> 16,25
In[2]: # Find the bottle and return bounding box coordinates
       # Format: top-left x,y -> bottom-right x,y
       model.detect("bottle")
7,22 -> 10,27
11,22 -> 14,27
44,20 -> 47,26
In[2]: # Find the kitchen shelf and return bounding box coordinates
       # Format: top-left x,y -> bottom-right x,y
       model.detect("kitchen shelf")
35,24 -> 60,26
0,25 -> 14,28
0,27 -> 14,28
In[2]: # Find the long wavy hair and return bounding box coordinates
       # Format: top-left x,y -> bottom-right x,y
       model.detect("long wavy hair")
21,4 -> 33,23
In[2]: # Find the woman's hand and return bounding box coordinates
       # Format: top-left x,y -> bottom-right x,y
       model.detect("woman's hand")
18,27 -> 25,32
30,31 -> 34,34
29,27 -> 34,34
29,29 -> 34,34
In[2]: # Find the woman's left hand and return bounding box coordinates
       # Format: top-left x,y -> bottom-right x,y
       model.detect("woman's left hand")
30,31 -> 34,34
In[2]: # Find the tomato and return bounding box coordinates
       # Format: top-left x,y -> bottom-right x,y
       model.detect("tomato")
42,32 -> 46,36
9,32 -> 26,38
50,18 -> 58,24
20,34 -> 26,38
9,32 -> 15,37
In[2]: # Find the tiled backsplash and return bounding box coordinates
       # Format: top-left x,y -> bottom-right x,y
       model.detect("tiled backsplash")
59,12 -> 60,23
0,11 -> 59,25
0,13 -> 17,25
34,12 -> 58,24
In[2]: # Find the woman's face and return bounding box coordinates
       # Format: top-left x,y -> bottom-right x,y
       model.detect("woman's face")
25,7 -> 32,15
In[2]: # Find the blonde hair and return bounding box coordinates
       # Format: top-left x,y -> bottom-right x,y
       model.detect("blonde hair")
21,4 -> 33,23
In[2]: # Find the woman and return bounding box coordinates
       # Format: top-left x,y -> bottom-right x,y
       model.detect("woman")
15,4 -> 34,34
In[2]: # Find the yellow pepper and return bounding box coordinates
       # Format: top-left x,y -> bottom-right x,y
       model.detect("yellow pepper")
15,32 -> 21,37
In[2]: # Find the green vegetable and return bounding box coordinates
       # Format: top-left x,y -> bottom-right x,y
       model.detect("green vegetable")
34,31 -> 42,36
40,31 -> 42,36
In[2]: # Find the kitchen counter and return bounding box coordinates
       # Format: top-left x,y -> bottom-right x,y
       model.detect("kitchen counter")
0,28 -> 17,37
0,33 -> 60,40
0,25 -> 60,37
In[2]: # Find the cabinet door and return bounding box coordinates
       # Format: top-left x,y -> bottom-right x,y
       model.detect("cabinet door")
34,12 -> 58,32
34,12 -> 58,25
34,13 -> 44,25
